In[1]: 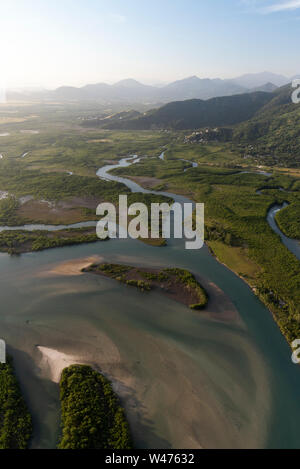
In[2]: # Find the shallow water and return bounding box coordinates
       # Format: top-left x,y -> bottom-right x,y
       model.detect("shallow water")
2,232 -> 300,449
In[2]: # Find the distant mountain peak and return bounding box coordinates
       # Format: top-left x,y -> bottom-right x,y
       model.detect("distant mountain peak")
186,75 -> 200,81
113,79 -> 146,88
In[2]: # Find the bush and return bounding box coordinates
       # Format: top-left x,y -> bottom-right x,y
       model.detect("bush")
0,356 -> 32,449
58,365 -> 133,450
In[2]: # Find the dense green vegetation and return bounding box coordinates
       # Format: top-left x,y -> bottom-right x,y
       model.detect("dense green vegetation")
0,228 -> 103,254
0,196 -> 20,224
276,203 -> 300,239
0,356 -> 32,449
233,86 -> 300,167
163,268 -> 208,309
0,159 -> 130,201
58,365 -> 132,450
0,125 -> 174,231
89,263 -> 131,277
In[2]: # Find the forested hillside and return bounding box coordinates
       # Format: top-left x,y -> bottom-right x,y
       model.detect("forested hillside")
83,84 -> 300,167
93,92 -> 273,130
233,85 -> 300,165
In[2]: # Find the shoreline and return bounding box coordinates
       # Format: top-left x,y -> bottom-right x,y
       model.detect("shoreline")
83,263 -> 209,311
41,255 -> 240,324
37,346 -> 86,383
38,256 -> 103,277
206,242 -> 296,351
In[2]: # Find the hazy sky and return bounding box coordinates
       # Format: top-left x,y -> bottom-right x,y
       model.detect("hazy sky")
1,0 -> 300,89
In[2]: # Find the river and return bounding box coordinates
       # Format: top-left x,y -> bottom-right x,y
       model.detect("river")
0,155 -> 300,449
267,203 -> 300,261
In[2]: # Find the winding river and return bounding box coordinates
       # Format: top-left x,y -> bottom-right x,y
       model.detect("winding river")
1,154 -> 300,449
267,203 -> 300,261
2,155 -> 298,263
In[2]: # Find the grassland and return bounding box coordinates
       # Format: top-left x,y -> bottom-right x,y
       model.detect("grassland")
207,241 -> 260,279
165,141 -> 241,166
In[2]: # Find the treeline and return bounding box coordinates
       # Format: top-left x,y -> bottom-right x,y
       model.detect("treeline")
163,268 -> 208,310
0,196 -> 20,225
276,203 -> 300,239
233,86 -> 300,167
95,92 -> 273,130
58,365 -> 133,450
0,229 -> 102,255
0,359 -> 133,450
0,357 -> 32,449
205,223 -> 241,247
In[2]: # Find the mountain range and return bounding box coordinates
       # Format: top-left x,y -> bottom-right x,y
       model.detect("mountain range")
7,72 -> 297,105
82,84 -> 299,164
83,91 -> 275,130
